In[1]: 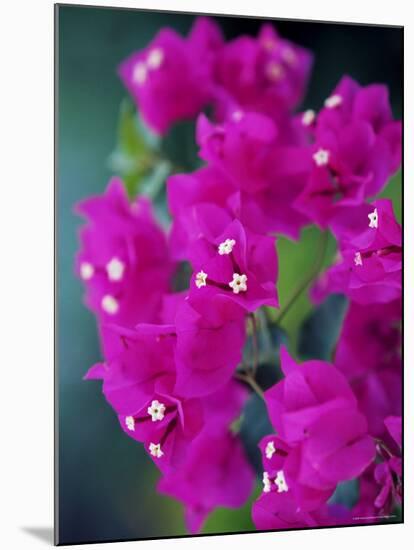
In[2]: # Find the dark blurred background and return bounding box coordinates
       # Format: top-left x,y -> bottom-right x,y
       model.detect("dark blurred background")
56,4 -> 402,544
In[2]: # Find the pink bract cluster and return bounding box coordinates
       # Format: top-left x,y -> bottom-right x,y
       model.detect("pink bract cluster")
76,17 -> 402,534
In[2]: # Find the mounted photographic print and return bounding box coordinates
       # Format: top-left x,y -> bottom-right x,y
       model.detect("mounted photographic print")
55,3 -> 403,545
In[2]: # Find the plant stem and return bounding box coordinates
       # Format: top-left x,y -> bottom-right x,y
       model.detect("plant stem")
275,230 -> 329,325
236,372 -> 265,400
250,313 -> 259,376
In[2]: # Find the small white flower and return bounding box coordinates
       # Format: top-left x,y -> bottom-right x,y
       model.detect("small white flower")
368,208 -> 378,229
147,400 -> 166,422
263,471 -> 272,493
313,148 -> 330,167
80,262 -> 94,280
106,257 -> 125,282
302,109 -> 316,127
149,442 -> 164,458
282,47 -> 297,66
218,238 -> 236,255
147,48 -> 164,70
125,416 -> 135,431
324,94 -> 342,109
275,470 -> 289,493
132,61 -> 147,85
265,440 -> 276,459
266,61 -> 285,82
195,270 -> 208,289
229,273 -> 248,294
232,110 -> 244,122
354,252 -> 363,266
262,38 -> 277,52
101,295 -> 119,315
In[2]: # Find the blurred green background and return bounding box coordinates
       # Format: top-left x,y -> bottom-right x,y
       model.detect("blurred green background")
56,4 -> 402,544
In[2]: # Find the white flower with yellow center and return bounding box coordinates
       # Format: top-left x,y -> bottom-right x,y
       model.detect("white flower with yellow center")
262,471 -> 271,493
147,400 -> 166,422
80,262 -> 94,280
101,295 -> 119,315
147,48 -> 164,70
313,148 -> 330,167
133,61 -> 147,85
195,270 -> 208,289
218,239 -> 236,255
125,416 -> 135,431
324,94 -> 342,109
265,440 -> 276,459
106,257 -> 125,282
229,273 -> 247,294
302,109 -> 316,127
368,208 -> 378,229
354,252 -> 363,266
275,470 -> 289,493
149,443 -> 164,458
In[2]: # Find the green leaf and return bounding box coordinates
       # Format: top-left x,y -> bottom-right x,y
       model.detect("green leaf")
160,119 -> 201,172
298,294 -> 348,361
243,312 -> 287,370
239,393 -> 274,476
328,479 -> 359,509
108,99 -> 161,198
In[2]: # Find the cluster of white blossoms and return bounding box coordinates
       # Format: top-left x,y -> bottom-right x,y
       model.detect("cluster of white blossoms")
313,148 -> 330,167
101,294 -> 119,315
302,109 -> 316,127
265,440 -> 276,459
262,470 -> 289,493
324,94 -> 342,109
195,239 -> 248,295
218,238 -> 236,255
81,256 -> 127,315
125,416 -> 135,431
149,442 -> 164,458
106,257 -> 125,281
80,261 -> 94,281
133,47 -> 165,86
147,400 -> 166,422
354,252 -> 363,266
368,208 -> 379,229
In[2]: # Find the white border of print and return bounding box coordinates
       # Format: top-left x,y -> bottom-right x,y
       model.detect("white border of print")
1,1 -> 411,549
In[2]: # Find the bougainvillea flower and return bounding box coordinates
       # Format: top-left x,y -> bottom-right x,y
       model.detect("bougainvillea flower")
214,23 -> 312,119
252,490 -> 328,531
84,323 -> 203,472
316,76 -> 402,175
167,166 -> 237,260
334,300 -> 402,438
258,435 -> 334,512
76,178 -> 173,331
374,457 -> 402,510
294,76 -> 401,229
195,112 -> 311,238
265,347 -> 356,443
335,300 -> 401,379
350,366 -> 402,440
264,348 -> 375,487
312,199 -> 402,304
384,415 -> 402,449
201,379 -> 248,429
373,415 -> 402,509
158,428 -> 255,533
174,291 -> 246,397
181,205 -> 278,312
118,21 -> 217,134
